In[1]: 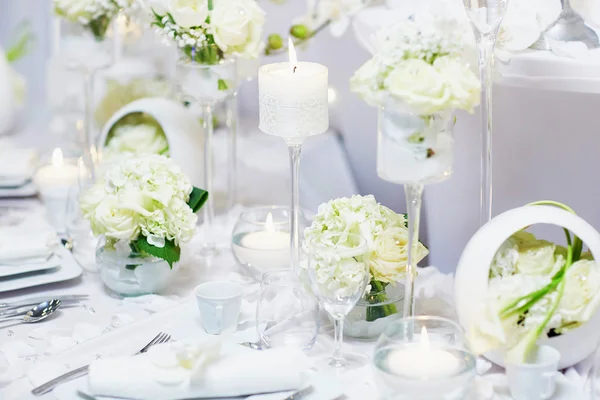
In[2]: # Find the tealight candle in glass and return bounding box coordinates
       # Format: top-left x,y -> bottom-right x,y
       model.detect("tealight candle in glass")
232,206 -> 308,280
373,316 -> 476,400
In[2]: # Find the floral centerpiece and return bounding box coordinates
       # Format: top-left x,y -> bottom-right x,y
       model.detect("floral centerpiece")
304,195 -> 428,337
53,0 -> 133,40
103,123 -> 169,159
469,202 -> 600,363
80,154 -> 207,294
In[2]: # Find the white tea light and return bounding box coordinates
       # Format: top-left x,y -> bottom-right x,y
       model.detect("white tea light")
232,212 -> 290,277
33,148 -> 79,230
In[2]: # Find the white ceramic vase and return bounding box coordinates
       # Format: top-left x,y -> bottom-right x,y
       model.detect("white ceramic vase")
98,97 -> 204,187
455,205 -> 600,369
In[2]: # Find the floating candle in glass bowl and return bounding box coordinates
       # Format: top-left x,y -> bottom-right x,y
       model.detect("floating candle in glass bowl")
33,148 -> 79,231
232,206 -> 306,280
372,316 -> 476,400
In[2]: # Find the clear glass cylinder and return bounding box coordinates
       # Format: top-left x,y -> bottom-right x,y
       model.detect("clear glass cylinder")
95,236 -> 177,296
345,284 -> 405,339
377,101 -> 455,185
256,269 -> 320,351
373,316 -> 476,400
175,55 -> 237,106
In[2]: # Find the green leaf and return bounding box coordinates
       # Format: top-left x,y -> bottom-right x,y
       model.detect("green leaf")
188,186 -> 209,213
218,79 -> 229,91
134,236 -> 180,268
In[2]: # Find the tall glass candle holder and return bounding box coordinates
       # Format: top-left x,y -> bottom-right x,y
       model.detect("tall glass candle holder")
377,99 -> 455,317
258,41 -> 328,276
176,54 -> 237,257
462,0 -> 508,226
373,316 -> 476,400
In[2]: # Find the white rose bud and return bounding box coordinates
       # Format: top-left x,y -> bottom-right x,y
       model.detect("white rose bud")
559,259 -> 600,324
168,0 -> 208,28
515,239 -> 560,275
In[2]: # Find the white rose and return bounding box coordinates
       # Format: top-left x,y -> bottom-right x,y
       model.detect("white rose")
384,59 -> 453,115
559,260 -> 600,324
433,56 -> 480,113
210,0 -> 266,58
146,0 -> 169,15
90,196 -> 140,240
79,182 -> 106,218
515,239 -> 560,275
370,227 -> 429,284
168,0 -> 209,28
350,58 -> 384,107
490,231 -> 537,278
105,124 -> 169,157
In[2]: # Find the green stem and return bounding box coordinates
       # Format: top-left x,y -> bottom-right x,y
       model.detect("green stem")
266,20 -> 332,56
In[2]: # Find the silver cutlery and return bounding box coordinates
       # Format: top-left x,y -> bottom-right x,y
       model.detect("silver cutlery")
0,294 -> 88,309
0,299 -> 81,317
282,386 -> 314,400
240,341 -> 263,351
32,331 -> 172,396
0,299 -> 61,325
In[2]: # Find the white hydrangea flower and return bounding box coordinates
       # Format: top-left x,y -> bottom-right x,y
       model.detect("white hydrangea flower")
53,0 -> 133,25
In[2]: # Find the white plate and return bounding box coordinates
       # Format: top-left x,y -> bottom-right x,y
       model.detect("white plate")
0,253 -> 60,278
0,181 -> 37,198
0,247 -> 82,293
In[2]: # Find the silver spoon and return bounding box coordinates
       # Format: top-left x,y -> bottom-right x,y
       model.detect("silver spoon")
0,299 -> 61,325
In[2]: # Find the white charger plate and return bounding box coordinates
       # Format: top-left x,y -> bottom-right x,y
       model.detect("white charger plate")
0,253 -> 60,278
0,247 -> 82,293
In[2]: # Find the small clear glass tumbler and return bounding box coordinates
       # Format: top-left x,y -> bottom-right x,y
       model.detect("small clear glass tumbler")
256,269 -> 320,351
373,316 -> 476,400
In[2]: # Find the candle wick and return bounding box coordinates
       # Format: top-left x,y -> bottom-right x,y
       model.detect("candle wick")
293,66 -> 297,73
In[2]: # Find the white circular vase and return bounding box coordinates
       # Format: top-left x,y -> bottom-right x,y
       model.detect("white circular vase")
98,97 -> 204,187
455,205 -> 600,369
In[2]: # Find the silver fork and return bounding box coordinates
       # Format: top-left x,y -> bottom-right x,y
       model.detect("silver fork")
31,332 -> 171,396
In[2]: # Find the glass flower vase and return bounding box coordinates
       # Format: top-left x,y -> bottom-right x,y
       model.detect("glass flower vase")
377,100 -> 455,318
95,236 -> 177,296
175,51 -> 237,256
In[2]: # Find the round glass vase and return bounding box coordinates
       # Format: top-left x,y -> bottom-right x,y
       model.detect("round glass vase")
95,237 -> 177,296
345,284 -> 405,339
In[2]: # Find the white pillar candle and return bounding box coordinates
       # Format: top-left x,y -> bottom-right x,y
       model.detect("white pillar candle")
232,212 -> 290,275
258,39 -> 329,142
33,148 -> 79,230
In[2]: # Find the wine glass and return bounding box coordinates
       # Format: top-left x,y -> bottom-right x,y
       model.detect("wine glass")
307,233 -> 370,370
462,0 -> 508,226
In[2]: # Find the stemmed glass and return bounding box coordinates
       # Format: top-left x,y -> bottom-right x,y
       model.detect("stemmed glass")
462,0 -> 508,226
377,99 -> 455,317
307,233 -> 370,370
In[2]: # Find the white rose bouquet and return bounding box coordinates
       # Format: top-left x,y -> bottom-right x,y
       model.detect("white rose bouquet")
350,17 -> 480,114
53,0 -> 134,39
104,123 -> 169,159
304,195 -> 428,321
469,201 -> 600,363
80,154 -> 208,268
146,0 -> 266,63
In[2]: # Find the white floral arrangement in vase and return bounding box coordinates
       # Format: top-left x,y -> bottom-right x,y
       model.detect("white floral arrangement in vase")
303,195 -> 428,338
103,122 -> 169,160
456,201 -> 600,368
80,155 -> 207,294
53,0 -> 134,39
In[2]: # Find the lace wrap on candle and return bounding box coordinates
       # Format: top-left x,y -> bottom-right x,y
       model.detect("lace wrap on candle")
258,93 -> 328,139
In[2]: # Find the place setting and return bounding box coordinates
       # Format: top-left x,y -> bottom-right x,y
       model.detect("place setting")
3,0 -> 600,399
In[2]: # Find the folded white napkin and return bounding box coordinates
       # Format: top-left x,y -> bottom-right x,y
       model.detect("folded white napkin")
0,139 -> 37,183
88,340 -> 310,400
0,229 -> 57,262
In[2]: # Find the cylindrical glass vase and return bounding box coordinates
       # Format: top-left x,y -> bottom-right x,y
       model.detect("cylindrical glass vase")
377,101 -> 455,185
95,236 -> 177,296
345,284 -> 405,339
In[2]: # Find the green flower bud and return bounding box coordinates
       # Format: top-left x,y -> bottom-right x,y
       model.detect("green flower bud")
290,24 -> 309,39
267,34 -> 283,50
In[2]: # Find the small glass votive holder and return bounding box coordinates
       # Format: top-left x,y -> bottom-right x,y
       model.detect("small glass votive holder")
32,149 -> 80,232
372,316 -> 476,400
232,206 -> 296,280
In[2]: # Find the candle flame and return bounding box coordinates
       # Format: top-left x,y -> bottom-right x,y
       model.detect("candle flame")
265,212 -> 275,233
52,148 -> 64,167
419,326 -> 430,350
288,38 -> 297,73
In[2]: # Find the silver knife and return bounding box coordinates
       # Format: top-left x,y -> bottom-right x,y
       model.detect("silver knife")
0,295 -> 88,309
283,386 -> 314,400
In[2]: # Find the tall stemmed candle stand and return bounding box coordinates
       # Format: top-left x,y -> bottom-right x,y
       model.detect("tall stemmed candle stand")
176,52 -> 237,256
377,100 -> 455,317
53,18 -> 116,179
258,40 -> 328,277
462,0 -> 508,226
226,93 -> 239,212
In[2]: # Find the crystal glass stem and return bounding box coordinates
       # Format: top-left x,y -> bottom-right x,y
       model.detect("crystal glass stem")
403,183 -> 424,318
202,103 -> 216,252
226,94 -> 239,211
331,317 -> 345,367
82,70 -> 96,180
477,36 -> 496,226
288,143 -> 302,275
